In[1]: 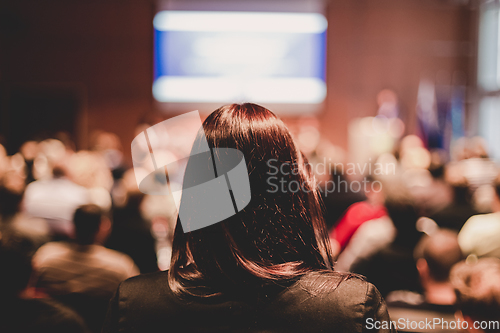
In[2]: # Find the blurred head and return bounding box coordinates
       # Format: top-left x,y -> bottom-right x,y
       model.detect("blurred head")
91,131 -> 122,152
445,164 -> 471,204
385,193 -> 421,247
122,168 -> 145,208
168,103 -> 334,297
364,175 -> 384,206
451,258 -> 500,332
0,173 -> 24,218
67,151 -> 113,190
73,204 -> 110,245
0,231 -> 35,298
428,149 -> 448,179
52,163 -> 67,179
19,141 -> 39,161
415,230 -> 463,284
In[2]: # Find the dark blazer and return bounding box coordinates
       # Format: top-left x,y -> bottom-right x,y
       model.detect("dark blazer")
102,270 -> 395,333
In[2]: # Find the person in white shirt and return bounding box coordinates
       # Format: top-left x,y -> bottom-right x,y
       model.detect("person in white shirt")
458,176 -> 500,258
23,165 -> 89,238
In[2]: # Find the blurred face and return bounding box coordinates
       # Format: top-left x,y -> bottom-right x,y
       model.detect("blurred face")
365,182 -> 384,206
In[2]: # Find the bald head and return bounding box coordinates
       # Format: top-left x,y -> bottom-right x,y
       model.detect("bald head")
416,230 -> 464,282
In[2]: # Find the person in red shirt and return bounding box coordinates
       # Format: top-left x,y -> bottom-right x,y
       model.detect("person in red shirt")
330,177 -> 386,255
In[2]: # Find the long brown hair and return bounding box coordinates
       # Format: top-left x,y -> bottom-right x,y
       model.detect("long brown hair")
168,103 -> 335,297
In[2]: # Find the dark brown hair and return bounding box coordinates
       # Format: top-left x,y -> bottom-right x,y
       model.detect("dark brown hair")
73,204 -> 103,245
168,103 -> 335,297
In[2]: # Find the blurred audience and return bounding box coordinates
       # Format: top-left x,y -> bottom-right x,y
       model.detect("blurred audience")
105,170 -> 158,273
350,192 -> 423,296
321,171 -> 366,231
0,230 -> 88,333
329,176 -> 387,255
429,170 -> 478,231
32,204 -> 139,332
348,89 -> 405,171
0,178 -> 49,250
23,165 -> 90,239
90,131 -> 126,180
453,137 -> 499,213
335,206 -> 395,272
386,230 -> 464,333
399,137 -> 452,216
0,106 -> 499,333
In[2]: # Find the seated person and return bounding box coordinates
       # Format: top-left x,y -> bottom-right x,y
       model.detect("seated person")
0,230 -> 88,333
350,194 -> 423,296
0,176 -> 49,250
386,229 -> 464,333
329,175 -> 387,254
429,177 -> 478,232
103,103 -> 395,333
32,204 -> 139,332
335,189 -> 395,272
458,175 -> 500,258
320,171 -> 366,231
106,169 -> 158,273
451,257 -> 500,333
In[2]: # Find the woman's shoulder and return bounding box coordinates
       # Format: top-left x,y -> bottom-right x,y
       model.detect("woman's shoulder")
286,271 -> 386,317
286,270 -> 380,304
298,270 -> 367,287
268,271 -> 389,332
119,270 -> 170,293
